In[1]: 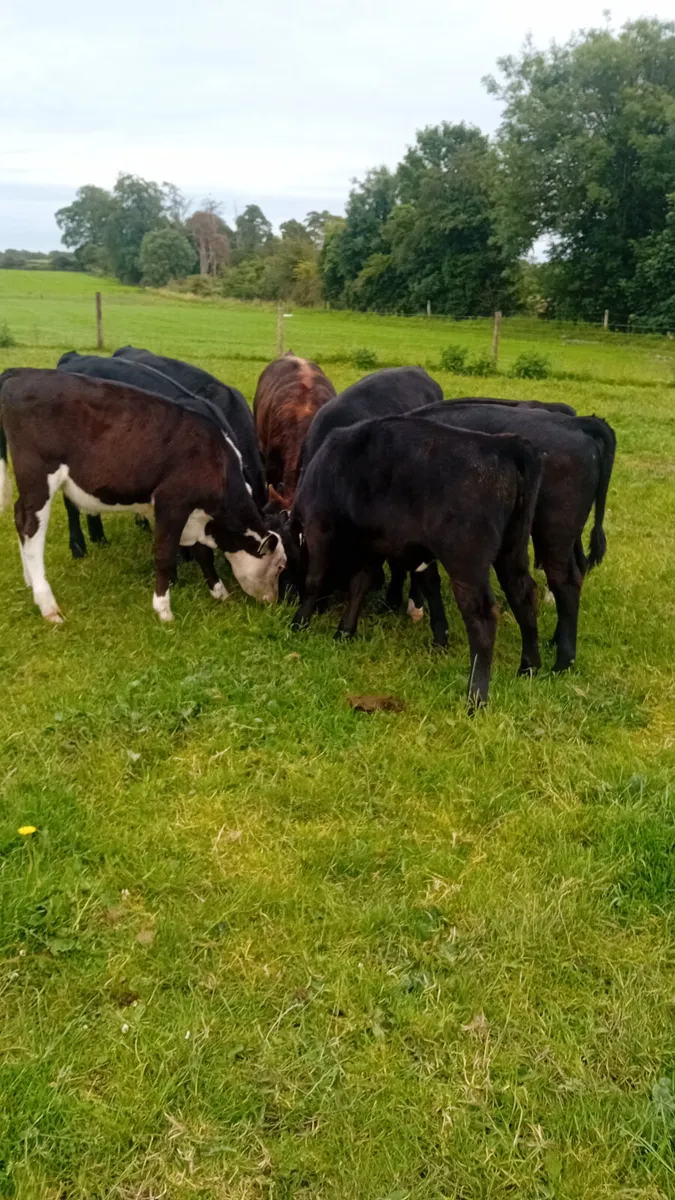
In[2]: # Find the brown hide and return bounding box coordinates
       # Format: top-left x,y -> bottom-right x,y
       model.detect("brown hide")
253,354 -> 335,508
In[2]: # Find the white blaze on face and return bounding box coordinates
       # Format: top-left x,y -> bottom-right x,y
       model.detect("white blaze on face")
226,534 -> 287,604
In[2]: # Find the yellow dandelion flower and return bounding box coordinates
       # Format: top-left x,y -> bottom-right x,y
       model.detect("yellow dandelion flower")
18,825 -> 37,836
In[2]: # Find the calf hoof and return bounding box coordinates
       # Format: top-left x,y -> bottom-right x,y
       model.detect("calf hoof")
334,628 -> 354,642
467,693 -> 488,714
517,661 -> 540,677
291,614 -> 308,632
70,543 -> 87,560
552,658 -> 574,674
210,581 -> 229,601
44,609 -> 64,625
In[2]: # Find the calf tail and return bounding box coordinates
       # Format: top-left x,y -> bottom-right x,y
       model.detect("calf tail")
507,437 -> 544,558
576,417 -> 617,569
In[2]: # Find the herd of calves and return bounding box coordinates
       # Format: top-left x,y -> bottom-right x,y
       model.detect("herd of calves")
0,347 -> 616,706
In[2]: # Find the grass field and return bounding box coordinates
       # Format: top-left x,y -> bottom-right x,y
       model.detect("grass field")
1,272 -> 675,1199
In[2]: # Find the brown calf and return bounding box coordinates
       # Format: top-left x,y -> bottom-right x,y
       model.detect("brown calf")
253,353 -> 335,509
0,369 -> 286,623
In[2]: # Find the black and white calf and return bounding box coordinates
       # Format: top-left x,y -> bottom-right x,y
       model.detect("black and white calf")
0,369 -> 285,623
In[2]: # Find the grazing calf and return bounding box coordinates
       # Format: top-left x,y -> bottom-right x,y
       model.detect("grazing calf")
112,346 -> 267,508
291,415 -> 543,707
254,353 -> 335,509
0,369 -> 285,624
411,402 -> 616,671
294,366 -> 444,609
57,350 -> 262,559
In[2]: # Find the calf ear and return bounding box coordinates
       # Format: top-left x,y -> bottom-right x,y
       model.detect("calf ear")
268,484 -> 290,511
259,532 -> 279,556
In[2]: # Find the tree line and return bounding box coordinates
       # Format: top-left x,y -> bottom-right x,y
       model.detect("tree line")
4,19 -> 675,327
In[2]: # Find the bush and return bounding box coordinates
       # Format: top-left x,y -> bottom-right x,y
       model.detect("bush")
510,351 -> 551,380
352,347 -> 378,370
466,355 -> 497,377
139,227 -> 198,288
440,344 -> 468,373
0,322 -> 17,348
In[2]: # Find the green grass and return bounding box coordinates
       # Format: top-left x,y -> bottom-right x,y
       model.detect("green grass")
1,273 -> 675,1199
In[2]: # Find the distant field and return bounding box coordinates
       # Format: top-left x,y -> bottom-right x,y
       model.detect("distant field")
1,271 -> 675,1199
2,269 -> 675,388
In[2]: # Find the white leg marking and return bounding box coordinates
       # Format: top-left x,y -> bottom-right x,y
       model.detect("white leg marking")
415,561 -> 430,574
210,580 -> 229,601
152,590 -> 174,622
18,537 -> 31,587
21,499 -> 62,622
0,459 -> 12,510
407,597 -> 425,623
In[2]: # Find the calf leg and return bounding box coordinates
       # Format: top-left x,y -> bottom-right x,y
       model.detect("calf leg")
292,520 -> 334,631
545,553 -> 582,672
416,564 -> 448,648
407,574 -> 425,623
87,515 -> 107,545
383,560 -> 406,613
152,501 -> 194,622
64,496 -> 87,559
335,562 -> 381,640
447,573 -> 497,708
494,551 -> 541,675
191,543 -> 229,601
16,495 -> 62,623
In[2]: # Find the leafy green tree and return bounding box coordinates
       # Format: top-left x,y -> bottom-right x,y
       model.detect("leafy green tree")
391,123 -> 513,315
139,227 -> 197,287
105,174 -> 170,284
486,19 -> 675,320
0,249 -> 27,269
279,219 -> 312,242
629,193 -> 675,328
304,210 -> 339,248
55,185 -> 114,266
233,205 -> 274,261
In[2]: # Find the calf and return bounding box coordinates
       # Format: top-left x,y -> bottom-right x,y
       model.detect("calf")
112,346 -> 267,507
411,402 -> 616,671
294,366 -> 444,611
291,415 -> 543,707
254,353 -> 335,509
0,369 -> 285,624
57,350 -> 262,559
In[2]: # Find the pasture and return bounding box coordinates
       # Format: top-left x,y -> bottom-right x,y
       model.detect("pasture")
1,272 -> 675,1199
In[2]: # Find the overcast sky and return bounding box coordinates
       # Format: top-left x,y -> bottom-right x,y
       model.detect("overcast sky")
1,0 -> 671,250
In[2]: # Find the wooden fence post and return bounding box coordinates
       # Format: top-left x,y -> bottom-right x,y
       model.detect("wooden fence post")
95,292 -> 103,350
492,310 -> 502,366
603,309 -> 609,331
426,300 -> 431,317
276,301 -> 284,357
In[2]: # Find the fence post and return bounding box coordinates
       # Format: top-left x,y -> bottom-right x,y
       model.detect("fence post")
95,292 -> 103,350
426,300 -> 431,317
276,301 -> 284,357
492,310 -> 502,366
603,309 -> 609,331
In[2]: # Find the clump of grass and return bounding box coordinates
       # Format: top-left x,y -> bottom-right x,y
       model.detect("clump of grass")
351,346 -> 378,370
510,351 -> 550,379
0,321 -> 17,348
